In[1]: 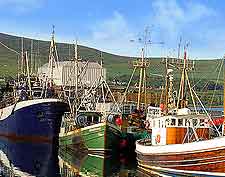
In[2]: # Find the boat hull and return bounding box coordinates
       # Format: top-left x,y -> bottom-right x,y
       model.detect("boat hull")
82,122 -> 121,154
59,122 -> 122,155
136,137 -> 225,174
0,99 -> 68,142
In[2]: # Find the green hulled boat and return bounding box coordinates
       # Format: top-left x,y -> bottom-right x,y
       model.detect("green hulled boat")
59,112 -> 123,155
81,122 -> 122,154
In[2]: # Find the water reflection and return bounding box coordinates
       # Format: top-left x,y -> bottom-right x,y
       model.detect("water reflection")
59,146 -> 140,177
0,137 -> 176,177
0,137 -> 60,177
59,148 -> 120,176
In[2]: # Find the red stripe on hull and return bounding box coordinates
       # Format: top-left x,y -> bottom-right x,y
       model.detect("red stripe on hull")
0,133 -> 53,143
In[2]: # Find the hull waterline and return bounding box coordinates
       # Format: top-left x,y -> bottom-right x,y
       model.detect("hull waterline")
136,137 -> 225,174
0,99 -> 68,142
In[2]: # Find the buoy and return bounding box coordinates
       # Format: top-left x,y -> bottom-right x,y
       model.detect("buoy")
159,103 -> 164,110
155,134 -> 161,144
115,117 -> 123,126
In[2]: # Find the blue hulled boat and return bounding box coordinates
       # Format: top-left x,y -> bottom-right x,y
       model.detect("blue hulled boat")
0,98 -> 68,142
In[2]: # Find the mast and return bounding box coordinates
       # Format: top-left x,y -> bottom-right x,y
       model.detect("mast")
124,26 -> 163,111
25,51 -> 32,96
47,25 -> 59,87
74,40 -> 78,117
75,40 -> 78,99
163,56 -> 176,115
177,45 -> 188,108
164,57 -> 169,115
21,37 -> 24,75
30,40 -> 33,75
177,36 -> 182,60
137,48 -> 144,110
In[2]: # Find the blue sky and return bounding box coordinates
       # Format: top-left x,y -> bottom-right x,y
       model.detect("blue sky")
0,0 -> 224,58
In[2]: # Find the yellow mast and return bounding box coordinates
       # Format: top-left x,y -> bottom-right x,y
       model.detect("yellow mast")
137,48 -> 144,110
133,48 -> 150,110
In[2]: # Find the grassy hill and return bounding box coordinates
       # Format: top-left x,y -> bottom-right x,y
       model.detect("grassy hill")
0,33 -> 131,76
0,33 -> 223,88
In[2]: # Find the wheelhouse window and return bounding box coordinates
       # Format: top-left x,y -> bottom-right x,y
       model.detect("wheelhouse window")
171,118 -> 176,126
192,119 -> 198,126
178,119 -> 183,126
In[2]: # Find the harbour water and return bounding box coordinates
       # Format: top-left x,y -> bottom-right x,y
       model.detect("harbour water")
0,138 -> 139,177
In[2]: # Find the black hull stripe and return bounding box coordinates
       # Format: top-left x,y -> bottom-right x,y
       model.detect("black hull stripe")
137,155 -> 225,163
138,158 -> 225,167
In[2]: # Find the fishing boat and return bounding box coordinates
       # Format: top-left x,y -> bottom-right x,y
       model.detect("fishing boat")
136,50 -> 225,175
0,97 -> 68,142
59,45 -> 122,154
0,28 -> 68,142
60,104 -> 123,154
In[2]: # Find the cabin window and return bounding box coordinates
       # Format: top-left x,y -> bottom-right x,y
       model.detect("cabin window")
171,119 -> 176,126
185,119 -> 190,126
193,119 -> 198,126
87,116 -> 92,122
200,119 -> 204,126
166,119 -> 170,126
178,119 -> 183,126
93,116 -> 99,123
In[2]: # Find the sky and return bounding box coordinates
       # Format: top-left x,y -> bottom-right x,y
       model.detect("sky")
0,0 -> 225,58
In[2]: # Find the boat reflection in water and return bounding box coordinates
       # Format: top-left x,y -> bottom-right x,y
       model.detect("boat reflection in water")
0,137 -> 184,177
59,146 -> 139,177
59,147 -> 119,177
0,137 -> 60,177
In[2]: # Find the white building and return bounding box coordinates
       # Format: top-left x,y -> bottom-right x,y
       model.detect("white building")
37,61 -> 106,87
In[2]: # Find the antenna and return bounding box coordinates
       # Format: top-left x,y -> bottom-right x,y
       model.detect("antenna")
52,25 -> 55,37
130,26 -> 164,58
177,36 -> 182,59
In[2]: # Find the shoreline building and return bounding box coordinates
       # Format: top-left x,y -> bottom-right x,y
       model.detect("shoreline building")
37,61 -> 106,87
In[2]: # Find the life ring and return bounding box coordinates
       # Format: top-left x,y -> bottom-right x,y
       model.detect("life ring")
155,134 -> 161,144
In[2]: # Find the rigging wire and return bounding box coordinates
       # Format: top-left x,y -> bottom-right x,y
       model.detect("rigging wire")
191,59 -> 222,89
209,58 -> 224,111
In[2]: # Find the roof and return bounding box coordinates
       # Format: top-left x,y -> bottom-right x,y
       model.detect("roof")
39,61 -> 102,69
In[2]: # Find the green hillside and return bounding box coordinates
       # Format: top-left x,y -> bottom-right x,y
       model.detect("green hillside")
0,33 -> 132,77
0,33 -> 223,88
